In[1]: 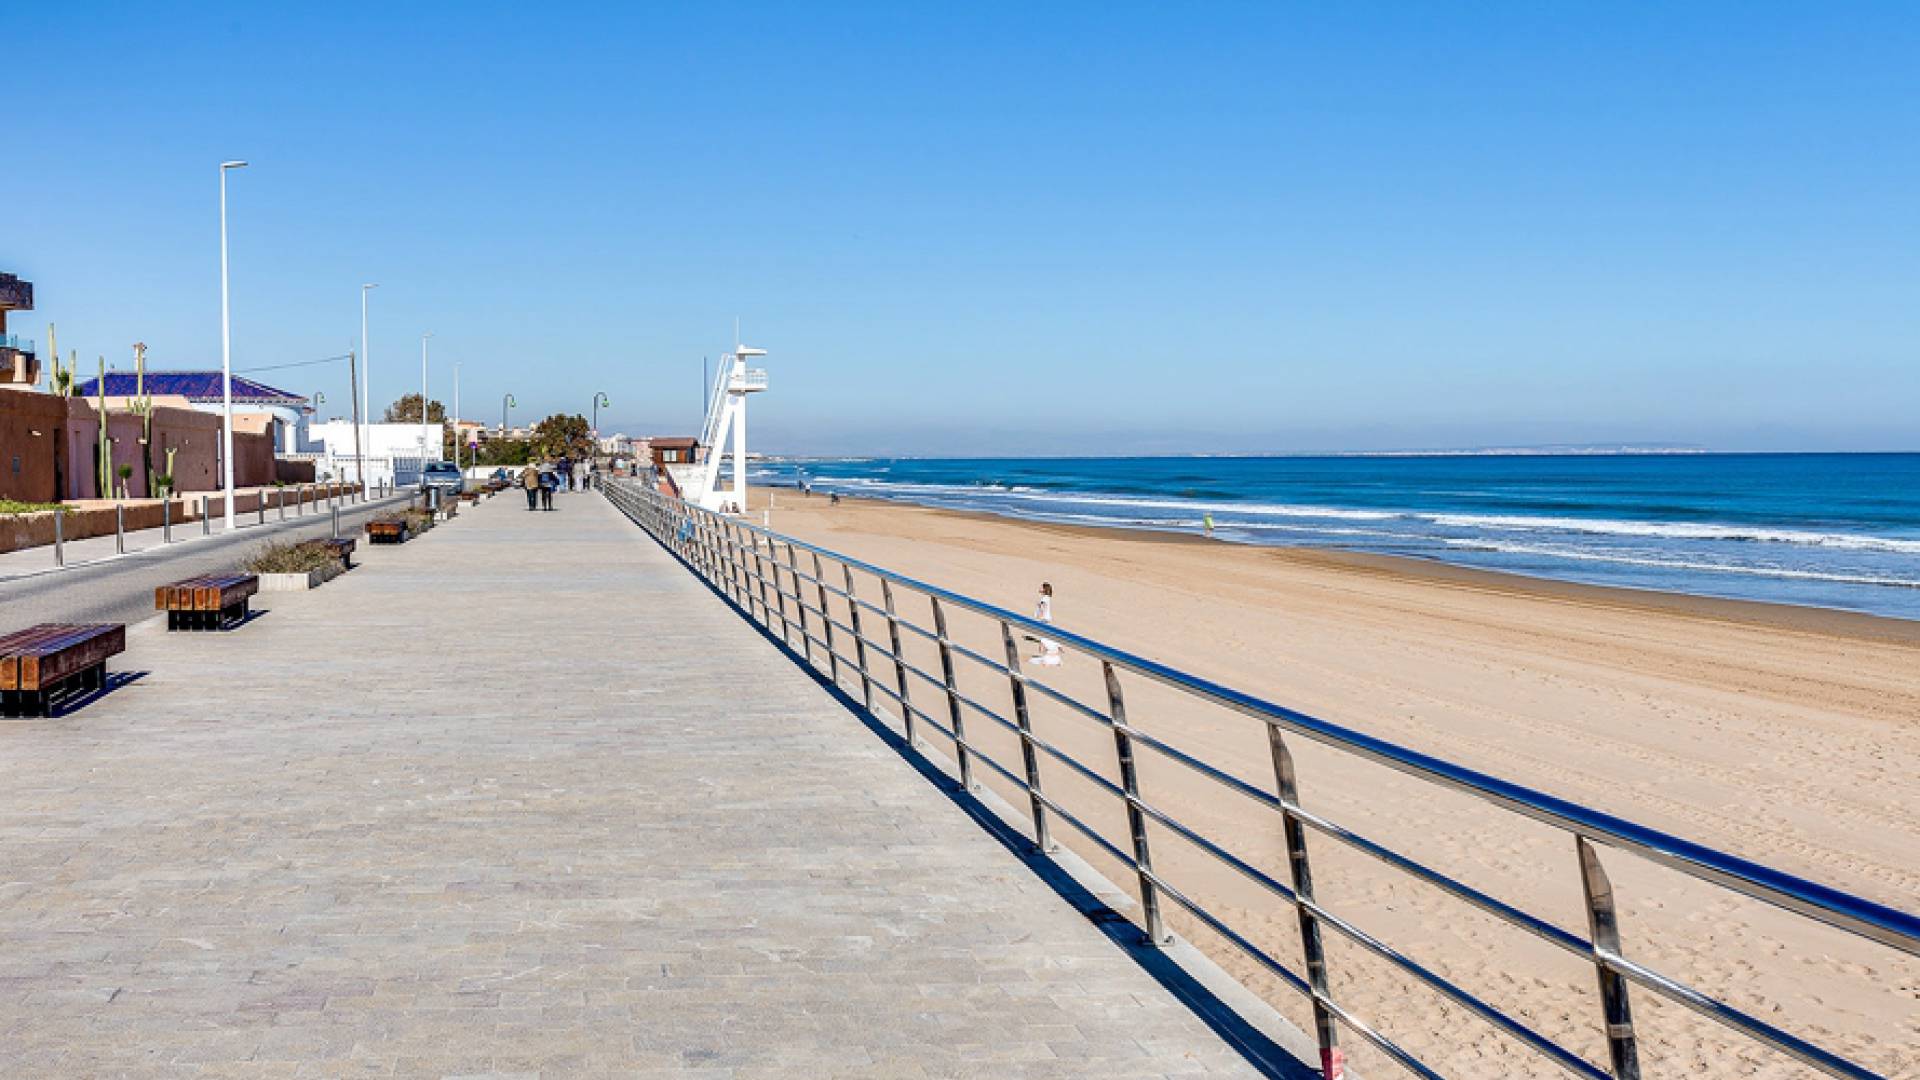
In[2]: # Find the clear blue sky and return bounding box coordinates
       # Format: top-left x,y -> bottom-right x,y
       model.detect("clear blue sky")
11,3 -> 1918,454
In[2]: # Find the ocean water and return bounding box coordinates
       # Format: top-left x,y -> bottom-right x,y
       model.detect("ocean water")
752,454 -> 1920,622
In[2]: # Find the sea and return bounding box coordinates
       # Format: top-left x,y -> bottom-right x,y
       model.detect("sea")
751,454 -> 1920,622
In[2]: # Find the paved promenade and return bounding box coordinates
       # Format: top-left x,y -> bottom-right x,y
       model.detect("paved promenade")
0,489 -> 1278,1077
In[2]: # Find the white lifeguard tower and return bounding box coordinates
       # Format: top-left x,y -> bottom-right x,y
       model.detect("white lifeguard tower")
690,344 -> 769,512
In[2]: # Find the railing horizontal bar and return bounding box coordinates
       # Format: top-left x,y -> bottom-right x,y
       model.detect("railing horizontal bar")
1131,799 -> 1297,906
1602,950 -> 1880,1080
1290,804 -> 1591,959
1301,896 -> 1611,1080
1123,724 -> 1284,809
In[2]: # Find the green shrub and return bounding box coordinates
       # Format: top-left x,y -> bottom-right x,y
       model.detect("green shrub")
0,500 -> 68,516
245,542 -> 339,574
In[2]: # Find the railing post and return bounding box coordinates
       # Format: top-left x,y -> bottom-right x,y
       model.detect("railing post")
115,504 -> 125,554
1579,838 -> 1641,1080
744,525 -> 773,626
1000,621 -> 1053,852
930,597 -> 974,791
53,509 -> 64,567
811,552 -> 840,686
772,540 -> 796,648
843,564 -> 873,711
1270,728 -> 1343,1080
882,579 -> 913,745
783,541 -> 806,661
1103,662 -> 1167,946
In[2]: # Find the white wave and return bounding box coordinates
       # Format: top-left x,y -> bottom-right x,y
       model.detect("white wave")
1439,539 -> 1920,589
1424,513 -> 1920,555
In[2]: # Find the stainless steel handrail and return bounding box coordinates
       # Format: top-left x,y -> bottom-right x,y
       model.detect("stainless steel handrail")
604,479 -> 1918,1080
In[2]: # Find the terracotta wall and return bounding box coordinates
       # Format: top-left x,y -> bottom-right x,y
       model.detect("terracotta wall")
3,393 -> 278,499
0,390 -> 69,502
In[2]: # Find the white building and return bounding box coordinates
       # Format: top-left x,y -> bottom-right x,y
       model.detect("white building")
309,420 -> 446,488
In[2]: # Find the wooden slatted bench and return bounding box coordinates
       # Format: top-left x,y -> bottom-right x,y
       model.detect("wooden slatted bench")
0,624 -> 126,717
155,573 -> 260,631
298,537 -> 357,569
366,519 -> 410,544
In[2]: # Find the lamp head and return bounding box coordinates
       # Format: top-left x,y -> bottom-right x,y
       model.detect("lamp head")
221,160 -> 248,170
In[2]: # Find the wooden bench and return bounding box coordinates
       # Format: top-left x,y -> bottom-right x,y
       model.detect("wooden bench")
458,490 -> 481,503
367,519 -> 410,544
298,537 -> 357,569
155,573 -> 261,631
0,624 -> 127,717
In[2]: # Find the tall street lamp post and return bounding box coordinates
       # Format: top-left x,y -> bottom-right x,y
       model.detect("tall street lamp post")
419,332 -> 433,464
218,159 -> 248,530
501,392 -> 515,436
592,391 -> 609,440
453,362 -> 462,472
360,283 -> 377,463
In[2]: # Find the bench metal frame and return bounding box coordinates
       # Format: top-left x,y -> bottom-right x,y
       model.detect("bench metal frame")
604,478 -> 1919,1080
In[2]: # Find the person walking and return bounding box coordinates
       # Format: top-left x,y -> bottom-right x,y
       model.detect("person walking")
539,466 -> 557,511
519,463 -> 540,511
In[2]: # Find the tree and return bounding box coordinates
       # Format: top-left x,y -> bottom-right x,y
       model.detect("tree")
530,414 -> 595,462
474,438 -> 532,467
382,394 -> 447,424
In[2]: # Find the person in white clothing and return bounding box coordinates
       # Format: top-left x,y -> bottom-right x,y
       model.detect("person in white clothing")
1029,582 -> 1062,666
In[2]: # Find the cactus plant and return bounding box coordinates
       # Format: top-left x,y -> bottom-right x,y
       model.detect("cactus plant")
96,355 -> 111,498
130,343 -> 155,496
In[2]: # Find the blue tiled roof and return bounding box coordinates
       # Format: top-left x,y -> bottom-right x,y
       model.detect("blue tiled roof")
72,371 -> 306,403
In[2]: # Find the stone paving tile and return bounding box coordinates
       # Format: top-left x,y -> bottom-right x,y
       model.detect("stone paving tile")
0,492 -> 1272,1078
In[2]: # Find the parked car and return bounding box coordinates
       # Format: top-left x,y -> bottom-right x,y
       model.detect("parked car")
419,461 -> 466,498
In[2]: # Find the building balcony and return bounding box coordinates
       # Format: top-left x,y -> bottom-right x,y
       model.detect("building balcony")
0,335 -> 37,386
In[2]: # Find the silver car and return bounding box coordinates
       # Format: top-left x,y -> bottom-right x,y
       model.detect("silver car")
419,461 -> 466,499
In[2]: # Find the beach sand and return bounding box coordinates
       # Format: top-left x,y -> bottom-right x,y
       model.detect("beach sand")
750,491 -> 1919,1079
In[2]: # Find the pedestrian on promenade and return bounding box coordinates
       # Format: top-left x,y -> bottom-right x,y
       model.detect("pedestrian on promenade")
520,464 -> 540,511
539,467 -> 557,511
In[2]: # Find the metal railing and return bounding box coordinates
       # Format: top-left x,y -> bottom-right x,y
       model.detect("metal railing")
0,333 -> 34,353
602,478 -> 1919,1080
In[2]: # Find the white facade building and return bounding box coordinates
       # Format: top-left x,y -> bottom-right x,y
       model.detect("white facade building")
309,420 -> 446,488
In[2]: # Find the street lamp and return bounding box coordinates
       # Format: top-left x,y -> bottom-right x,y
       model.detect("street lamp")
592,391 -> 609,439
453,362 -> 462,472
501,392 -> 516,435
419,332 -> 433,465
218,159 -> 248,530
360,283 -> 377,463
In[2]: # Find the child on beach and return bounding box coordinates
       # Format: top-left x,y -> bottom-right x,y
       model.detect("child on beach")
1029,582 -> 1062,666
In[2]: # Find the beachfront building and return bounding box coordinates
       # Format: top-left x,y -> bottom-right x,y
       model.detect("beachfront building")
74,371 -> 313,454
0,273 -> 37,389
308,419 -> 446,488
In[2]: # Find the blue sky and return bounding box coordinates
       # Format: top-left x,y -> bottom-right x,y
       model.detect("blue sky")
10,3 -> 1918,453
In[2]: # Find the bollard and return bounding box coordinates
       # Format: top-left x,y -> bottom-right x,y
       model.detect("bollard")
279,489 -> 286,521
53,510 -> 64,567
164,498 -> 173,543
201,496 -> 211,535
258,492 -> 266,526
115,504 -> 125,554
332,504 -> 340,538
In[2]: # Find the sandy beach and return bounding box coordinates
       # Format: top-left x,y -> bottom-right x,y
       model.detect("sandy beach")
754,491 -> 1919,1079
